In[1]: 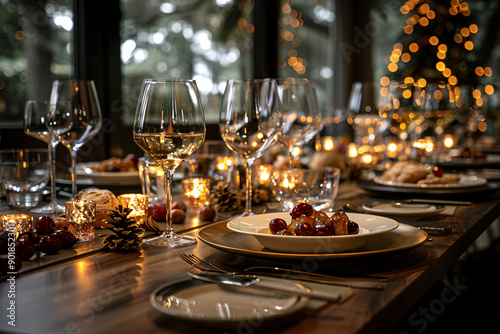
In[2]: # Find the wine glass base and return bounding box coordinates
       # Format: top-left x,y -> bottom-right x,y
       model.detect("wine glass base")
31,203 -> 66,216
144,232 -> 197,248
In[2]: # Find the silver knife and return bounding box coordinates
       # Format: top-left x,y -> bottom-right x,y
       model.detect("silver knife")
400,198 -> 472,206
187,271 -> 342,302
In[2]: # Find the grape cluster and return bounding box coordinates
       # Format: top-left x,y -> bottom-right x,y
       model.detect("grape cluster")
269,203 -> 359,236
0,216 -> 78,274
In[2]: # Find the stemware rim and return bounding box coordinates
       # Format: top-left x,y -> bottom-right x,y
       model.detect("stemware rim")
226,78 -> 277,83
52,79 -> 96,84
142,78 -> 198,84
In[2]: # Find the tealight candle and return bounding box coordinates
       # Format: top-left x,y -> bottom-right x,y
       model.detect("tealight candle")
182,178 -> 211,208
117,194 -> 149,224
65,200 -> 96,242
0,214 -> 33,239
256,164 -> 273,186
215,156 -> 235,172
322,136 -> 336,151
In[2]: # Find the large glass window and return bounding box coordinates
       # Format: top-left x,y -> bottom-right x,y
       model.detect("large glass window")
0,0 -> 73,127
120,0 -> 254,124
278,0 -> 336,116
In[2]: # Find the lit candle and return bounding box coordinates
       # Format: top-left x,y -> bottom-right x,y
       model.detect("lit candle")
65,200 -> 96,242
256,164 -> 272,186
117,194 -> 149,224
322,136 -> 336,151
182,178 -> 211,208
215,156 -> 235,172
0,214 -> 33,239
443,134 -> 455,149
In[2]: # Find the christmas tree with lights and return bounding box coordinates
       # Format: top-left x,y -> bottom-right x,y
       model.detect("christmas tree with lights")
384,0 -> 496,145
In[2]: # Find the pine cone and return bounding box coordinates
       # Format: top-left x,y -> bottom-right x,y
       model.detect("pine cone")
102,205 -> 145,252
209,182 -> 242,212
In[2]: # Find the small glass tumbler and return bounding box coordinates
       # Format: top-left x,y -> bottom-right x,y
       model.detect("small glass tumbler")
117,194 -> 148,225
65,200 -> 97,242
0,214 -> 33,239
138,156 -> 166,204
276,167 -> 341,212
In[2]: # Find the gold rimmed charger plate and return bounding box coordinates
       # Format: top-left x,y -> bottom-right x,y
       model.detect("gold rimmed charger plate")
196,221 -> 428,261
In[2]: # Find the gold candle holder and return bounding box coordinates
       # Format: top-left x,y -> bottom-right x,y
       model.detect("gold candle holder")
0,214 -> 33,239
65,200 -> 96,242
182,178 -> 211,208
117,194 -> 148,224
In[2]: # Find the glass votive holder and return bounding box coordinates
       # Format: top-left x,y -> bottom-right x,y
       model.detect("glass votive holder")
0,214 -> 33,239
182,178 -> 211,208
117,194 -> 148,224
65,200 -> 97,242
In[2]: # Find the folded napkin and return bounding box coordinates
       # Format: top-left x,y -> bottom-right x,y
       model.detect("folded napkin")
256,276 -> 353,309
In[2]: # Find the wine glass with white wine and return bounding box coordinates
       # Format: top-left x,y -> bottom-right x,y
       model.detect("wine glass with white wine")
133,79 -> 206,248
24,100 -> 72,215
219,79 -> 283,216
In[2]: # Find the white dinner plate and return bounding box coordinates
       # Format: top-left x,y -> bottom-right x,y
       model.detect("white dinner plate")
362,202 -> 445,220
226,212 -> 399,254
373,174 -> 487,189
197,222 -> 428,261
150,279 -> 310,328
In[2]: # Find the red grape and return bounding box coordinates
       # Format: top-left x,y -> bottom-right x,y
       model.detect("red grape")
171,209 -> 186,224
172,201 -> 187,212
35,216 -> 55,235
148,205 -> 167,222
51,230 -> 77,249
314,223 -> 331,236
38,236 -> 62,255
347,221 -> 359,234
291,203 -> 314,219
199,206 -> 216,221
269,218 -> 287,234
432,166 -> 443,177
15,238 -> 35,260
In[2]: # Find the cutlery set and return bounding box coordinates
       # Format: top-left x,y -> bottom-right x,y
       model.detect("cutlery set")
341,203 -> 453,235
179,253 -> 387,291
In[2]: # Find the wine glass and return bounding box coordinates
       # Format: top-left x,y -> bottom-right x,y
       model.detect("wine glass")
24,100 -> 72,215
419,82 -> 460,160
348,81 -> 395,146
219,79 -> 283,216
133,79 -> 206,248
276,78 -> 321,169
50,80 -> 102,197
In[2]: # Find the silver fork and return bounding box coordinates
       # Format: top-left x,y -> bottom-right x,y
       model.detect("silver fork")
210,260 -> 389,282
179,253 -> 387,290
179,253 -> 220,272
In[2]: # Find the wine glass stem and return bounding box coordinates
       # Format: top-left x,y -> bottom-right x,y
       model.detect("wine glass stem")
244,160 -> 254,215
288,147 -> 295,169
163,169 -> 174,236
48,139 -> 58,213
70,149 -> 78,197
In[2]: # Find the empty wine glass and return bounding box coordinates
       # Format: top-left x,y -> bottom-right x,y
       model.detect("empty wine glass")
133,79 -> 206,248
219,79 -> 283,216
50,80 -> 102,197
348,81 -> 395,146
276,78 -> 321,169
24,100 -> 72,215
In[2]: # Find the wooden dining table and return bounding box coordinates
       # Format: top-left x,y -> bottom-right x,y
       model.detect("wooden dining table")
1,179 -> 499,334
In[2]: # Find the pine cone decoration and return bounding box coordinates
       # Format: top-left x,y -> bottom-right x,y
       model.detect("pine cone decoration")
102,205 -> 145,252
209,182 -> 242,212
